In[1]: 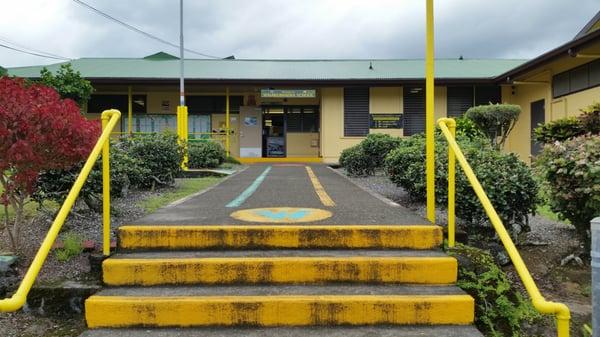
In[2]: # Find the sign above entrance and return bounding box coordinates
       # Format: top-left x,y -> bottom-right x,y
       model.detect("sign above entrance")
260,89 -> 316,98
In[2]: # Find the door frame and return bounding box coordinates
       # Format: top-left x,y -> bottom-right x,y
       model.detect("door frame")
530,99 -> 545,157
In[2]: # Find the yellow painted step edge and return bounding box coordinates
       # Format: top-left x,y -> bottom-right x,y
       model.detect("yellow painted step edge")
103,256 -> 457,286
118,225 -> 443,250
85,294 -> 474,328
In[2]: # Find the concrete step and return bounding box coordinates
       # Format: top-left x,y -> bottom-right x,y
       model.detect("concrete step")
102,250 -> 457,286
79,326 -> 484,337
85,285 -> 475,328
117,225 -> 443,251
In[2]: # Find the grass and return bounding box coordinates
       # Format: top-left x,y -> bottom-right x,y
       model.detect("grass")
138,177 -> 222,213
536,204 -> 569,224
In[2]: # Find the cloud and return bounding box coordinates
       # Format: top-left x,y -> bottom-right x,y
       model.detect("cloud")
0,0 -> 598,67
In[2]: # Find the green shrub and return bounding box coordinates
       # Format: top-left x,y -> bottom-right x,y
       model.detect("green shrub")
534,134 -> 600,251
225,156 -> 241,165
188,141 -> 226,169
34,144 -> 150,211
436,117 -> 485,141
339,145 -> 372,176
465,103 -> 521,148
339,133 -> 401,176
55,232 -> 84,262
122,131 -> 183,188
580,102 -> 600,134
360,133 -> 402,168
533,117 -> 584,143
448,244 -> 540,337
385,134 -> 538,241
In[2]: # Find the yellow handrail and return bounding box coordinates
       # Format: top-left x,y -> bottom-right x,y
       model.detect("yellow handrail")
437,117 -> 571,337
0,109 -> 121,312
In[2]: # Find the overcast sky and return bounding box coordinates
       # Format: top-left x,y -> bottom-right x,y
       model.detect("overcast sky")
1,0 -> 599,68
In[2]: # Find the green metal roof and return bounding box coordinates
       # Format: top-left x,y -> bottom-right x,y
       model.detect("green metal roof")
6,54 -> 527,81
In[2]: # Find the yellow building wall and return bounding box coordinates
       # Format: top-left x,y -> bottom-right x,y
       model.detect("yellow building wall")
502,51 -> 600,163
321,86 -> 450,163
321,88 -> 362,164
369,87 -> 404,137
286,133 -> 319,157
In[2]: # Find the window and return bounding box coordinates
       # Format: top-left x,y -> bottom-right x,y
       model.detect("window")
187,95 -> 243,114
447,86 -> 473,118
570,66 -> 589,92
474,85 -> 501,106
87,94 -> 146,114
344,87 -> 370,136
403,86 -> 425,136
552,59 -> 600,98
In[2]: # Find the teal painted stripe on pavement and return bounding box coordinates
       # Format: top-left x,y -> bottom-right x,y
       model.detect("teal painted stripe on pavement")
226,166 -> 272,208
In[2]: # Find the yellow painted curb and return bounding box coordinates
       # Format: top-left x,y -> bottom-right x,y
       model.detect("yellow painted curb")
236,157 -> 322,164
85,294 -> 474,328
305,166 -> 335,206
102,256 -> 457,286
118,225 -> 443,250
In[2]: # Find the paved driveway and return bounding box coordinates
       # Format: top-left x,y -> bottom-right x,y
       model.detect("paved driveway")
132,164 -> 430,226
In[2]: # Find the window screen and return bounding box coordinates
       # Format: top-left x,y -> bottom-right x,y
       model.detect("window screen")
552,59 -> 600,98
88,94 -> 146,114
403,86 -> 425,136
285,106 -> 319,133
553,72 -> 570,97
570,66 -> 589,92
447,86 -> 474,117
187,95 -> 243,114
474,86 -> 501,106
343,87 -> 370,136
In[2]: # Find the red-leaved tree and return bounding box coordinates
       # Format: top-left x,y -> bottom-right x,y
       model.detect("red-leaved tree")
0,76 -> 100,252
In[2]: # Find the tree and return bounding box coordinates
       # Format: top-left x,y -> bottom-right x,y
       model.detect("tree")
0,77 -> 99,252
465,103 -> 521,149
39,63 -> 94,107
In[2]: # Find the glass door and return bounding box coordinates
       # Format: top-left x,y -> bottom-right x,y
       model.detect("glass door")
262,106 -> 285,157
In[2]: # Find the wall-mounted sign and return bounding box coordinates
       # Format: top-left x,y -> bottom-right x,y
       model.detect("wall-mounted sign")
370,114 -> 403,129
260,89 -> 316,98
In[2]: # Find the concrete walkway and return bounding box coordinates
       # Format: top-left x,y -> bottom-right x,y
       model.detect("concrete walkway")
132,164 -> 430,225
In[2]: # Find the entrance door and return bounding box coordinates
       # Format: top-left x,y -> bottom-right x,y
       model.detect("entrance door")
211,114 -> 240,157
239,106 -> 262,158
262,107 -> 285,157
530,99 -> 545,156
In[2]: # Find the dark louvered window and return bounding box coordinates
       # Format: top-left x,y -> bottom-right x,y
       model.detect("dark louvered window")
447,86 -> 474,118
344,87 -> 370,136
474,85 -> 501,106
552,59 -> 600,98
403,86 -> 425,136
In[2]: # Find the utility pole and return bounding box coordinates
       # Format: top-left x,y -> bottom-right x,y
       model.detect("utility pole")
177,0 -> 188,169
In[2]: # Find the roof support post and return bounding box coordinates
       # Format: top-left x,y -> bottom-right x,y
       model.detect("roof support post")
225,87 -> 230,157
127,85 -> 133,137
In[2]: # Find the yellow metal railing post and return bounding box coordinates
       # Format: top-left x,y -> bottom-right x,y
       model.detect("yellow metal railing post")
177,105 -> 189,170
225,87 -> 230,157
101,114 -> 111,256
425,0 -> 436,223
437,118 -> 570,337
0,109 -> 120,312
444,118 -> 456,247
